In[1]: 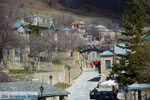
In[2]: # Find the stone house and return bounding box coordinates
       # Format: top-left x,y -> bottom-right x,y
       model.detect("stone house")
3,15 -> 57,70
2,22 -> 31,69
26,15 -> 57,41
71,21 -> 86,33
99,44 -> 127,82
127,84 -> 150,100
95,25 -> 122,43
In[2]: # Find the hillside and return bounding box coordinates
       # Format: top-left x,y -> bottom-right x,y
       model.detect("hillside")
3,0 -> 122,26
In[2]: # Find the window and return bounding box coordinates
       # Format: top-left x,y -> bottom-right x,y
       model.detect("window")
3,49 -> 10,60
14,48 -> 21,61
3,49 -> 10,56
105,60 -> 111,69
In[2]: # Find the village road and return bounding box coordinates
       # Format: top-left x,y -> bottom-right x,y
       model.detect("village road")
67,68 -> 100,100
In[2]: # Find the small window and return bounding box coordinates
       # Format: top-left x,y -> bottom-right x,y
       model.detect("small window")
14,48 -> 21,61
105,60 -> 111,69
3,49 -> 10,56
70,52 -> 73,57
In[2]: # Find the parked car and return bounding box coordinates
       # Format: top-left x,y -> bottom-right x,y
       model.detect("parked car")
90,90 -> 115,100
98,91 -> 115,100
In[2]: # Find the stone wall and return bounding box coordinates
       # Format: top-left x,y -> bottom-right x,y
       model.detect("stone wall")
100,56 -> 113,82
9,52 -> 84,85
61,59 -> 82,83
33,69 -> 66,85
10,63 -> 82,85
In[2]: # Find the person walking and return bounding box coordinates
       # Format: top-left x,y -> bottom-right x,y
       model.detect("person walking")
91,61 -> 94,68
95,60 -> 99,69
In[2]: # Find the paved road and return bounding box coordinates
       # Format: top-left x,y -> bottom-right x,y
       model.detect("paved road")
67,68 -> 100,100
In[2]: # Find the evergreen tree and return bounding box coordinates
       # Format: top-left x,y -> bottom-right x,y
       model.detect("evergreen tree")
108,0 -> 150,85
27,24 -> 40,35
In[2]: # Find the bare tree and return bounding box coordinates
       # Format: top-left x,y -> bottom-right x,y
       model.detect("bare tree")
0,0 -> 27,62
29,35 -> 47,70
57,30 -> 87,52
86,27 -> 103,41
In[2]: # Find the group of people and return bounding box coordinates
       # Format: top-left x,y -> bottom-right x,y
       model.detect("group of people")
90,60 -> 99,69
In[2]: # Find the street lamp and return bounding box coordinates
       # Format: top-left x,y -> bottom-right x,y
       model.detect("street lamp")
68,67 -> 71,83
39,85 -> 44,99
49,75 -> 53,85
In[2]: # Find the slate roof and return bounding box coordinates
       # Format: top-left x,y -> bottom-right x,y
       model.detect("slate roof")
13,22 -> 25,29
0,82 -> 69,97
99,44 -> 128,56
13,22 -> 32,32
38,21 -> 56,30
23,22 -> 30,26
64,28 -> 71,31
128,84 -> 150,90
88,24 -> 95,28
80,44 -> 101,53
22,21 -> 56,30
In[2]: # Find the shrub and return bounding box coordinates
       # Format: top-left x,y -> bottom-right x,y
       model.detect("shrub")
54,83 -> 70,89
9,69 -> 31,74
9,69 -> 48,74
65,64 -> 71,69
52,61 -> 64,66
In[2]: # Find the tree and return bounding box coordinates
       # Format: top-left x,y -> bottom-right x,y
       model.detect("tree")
0,1 -> 27,62
57,30 -> 87,51
108,0 -> 150,85
29,34 -> 52,71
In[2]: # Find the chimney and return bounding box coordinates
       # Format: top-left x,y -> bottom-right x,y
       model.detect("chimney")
20,18 -> 24,24
49,18 -> 53,24
33,15 -> 38,25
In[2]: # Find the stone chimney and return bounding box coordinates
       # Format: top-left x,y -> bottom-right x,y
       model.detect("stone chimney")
49,18 -> 53,24
33,15 -> 38,25
20,18 -> 24,24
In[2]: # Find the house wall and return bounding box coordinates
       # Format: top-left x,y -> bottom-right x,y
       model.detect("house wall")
100,56 -> 113,82
88,51 -> 99,63
126,90 -> 150,100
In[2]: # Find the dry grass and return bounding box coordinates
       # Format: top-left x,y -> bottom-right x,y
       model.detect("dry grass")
14,0 -> 118,19
5,0 -> 121,26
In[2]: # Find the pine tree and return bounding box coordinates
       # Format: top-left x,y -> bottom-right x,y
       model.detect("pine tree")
108,0 -> 150,85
